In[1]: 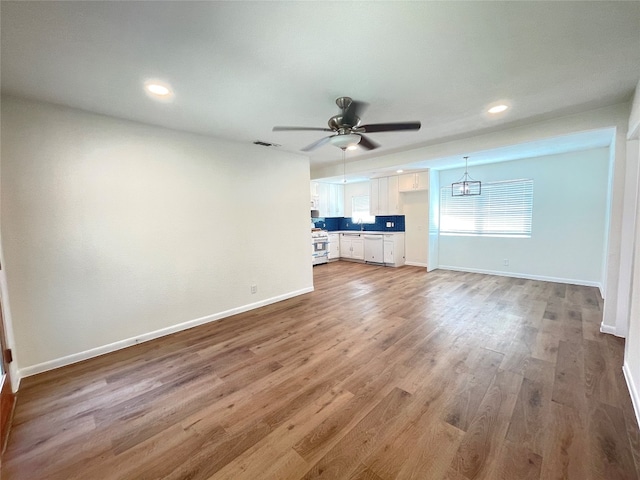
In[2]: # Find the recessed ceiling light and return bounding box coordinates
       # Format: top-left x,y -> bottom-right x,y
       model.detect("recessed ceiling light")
147,84 -> 170,96
396,169 -> 404,173
488,104 -> 509,114
144,80 -> 174,100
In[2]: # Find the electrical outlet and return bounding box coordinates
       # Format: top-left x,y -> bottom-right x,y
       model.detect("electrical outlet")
251,284 -> 257,294
386,222 -> 392,228
503,259 -> 509,266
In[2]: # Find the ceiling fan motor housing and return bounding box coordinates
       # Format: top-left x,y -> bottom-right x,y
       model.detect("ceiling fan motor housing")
328,116 -> 361,131
329,97 -> 361,130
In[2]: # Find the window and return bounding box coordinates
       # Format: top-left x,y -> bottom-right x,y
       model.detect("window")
351,195 -> 375,224
440,179 -> 533,237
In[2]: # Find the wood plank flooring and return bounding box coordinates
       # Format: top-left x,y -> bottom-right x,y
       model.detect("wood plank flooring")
2,262 -> 639,479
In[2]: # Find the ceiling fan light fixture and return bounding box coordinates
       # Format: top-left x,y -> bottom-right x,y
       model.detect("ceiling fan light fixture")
329,133 -> 361,149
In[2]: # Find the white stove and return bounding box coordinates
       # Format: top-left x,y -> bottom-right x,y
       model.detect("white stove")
311,230 -> 329,265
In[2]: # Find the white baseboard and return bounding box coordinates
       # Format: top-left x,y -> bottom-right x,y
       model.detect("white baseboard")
438,265 -> 602,289
623,362 -> 640,428
19,286 -> 314,378
405,261 -> 428,268
599,323 -> 623,337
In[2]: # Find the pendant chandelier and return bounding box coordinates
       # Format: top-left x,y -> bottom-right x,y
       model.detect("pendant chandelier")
452,156 -> 481,196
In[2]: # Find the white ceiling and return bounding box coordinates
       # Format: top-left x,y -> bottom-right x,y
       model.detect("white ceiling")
2,1 -> 639,170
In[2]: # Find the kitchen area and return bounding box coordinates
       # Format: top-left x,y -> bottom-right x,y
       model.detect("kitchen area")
310,171 -> 430,268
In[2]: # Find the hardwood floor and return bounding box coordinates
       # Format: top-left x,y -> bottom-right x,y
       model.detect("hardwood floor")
2,262 -> 639,479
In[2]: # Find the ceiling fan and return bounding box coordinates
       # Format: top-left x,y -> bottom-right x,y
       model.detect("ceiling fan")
272,97 -> 421,152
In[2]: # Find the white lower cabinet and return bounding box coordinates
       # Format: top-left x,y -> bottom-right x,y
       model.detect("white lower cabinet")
383,233 -> 405,267
352,238 -> 364,260
328,233 -> 340,260
384,240 -> 394,264
340,233 -> 364,260
340,232 -> 404,266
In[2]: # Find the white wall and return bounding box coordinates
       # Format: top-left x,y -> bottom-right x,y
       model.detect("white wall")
0,227 -> 20,393
614,140 -> 639,337
438,148 -> 610,286
1,96 -> 313,376
624,139 -> 640,425
601,124 -> 630,335
623,79 -> 640,426
402,190 -> 429,267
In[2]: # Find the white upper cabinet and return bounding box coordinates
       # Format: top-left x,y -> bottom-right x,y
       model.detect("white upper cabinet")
370,176 -> 401,216
327,183 -> 344,217
398,171 -> 429,192
311,182 -> 344,217
310,182 -> 319,209
370,177 -> 387,216
386,175 -> 401,214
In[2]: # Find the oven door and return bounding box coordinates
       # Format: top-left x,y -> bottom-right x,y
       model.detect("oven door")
312,238 -> 328,265
313,240 -> 327,252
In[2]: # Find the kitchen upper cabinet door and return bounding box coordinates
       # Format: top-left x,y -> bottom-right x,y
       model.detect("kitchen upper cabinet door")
310,182 -> 319,209
387,175 -> 401,214
398,172 -> 429,192
329,183 -> 344,217
398,173 -> 416,192
313,182 -> 344,217
369,178 -> 381,216
315,182 -> 330,216
370,177 -> 392,215
378,177 -> 389,215
414,171 -> 429,191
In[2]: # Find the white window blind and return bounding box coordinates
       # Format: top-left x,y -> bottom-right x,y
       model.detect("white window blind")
440,179 -> 533,237
352,195 -> 375,224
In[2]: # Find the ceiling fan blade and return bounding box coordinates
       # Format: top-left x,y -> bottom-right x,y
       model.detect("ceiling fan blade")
358,134 -> 380,150
273,126 -> 333,132
341,100 -> 369,127
360,121 -> 421,133
301,135 -> 334,152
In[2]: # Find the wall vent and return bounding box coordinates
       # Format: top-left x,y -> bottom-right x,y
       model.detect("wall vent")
253,141 -> 281,147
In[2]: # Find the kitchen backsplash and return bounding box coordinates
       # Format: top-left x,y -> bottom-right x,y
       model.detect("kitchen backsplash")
313,215 -> 405,232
